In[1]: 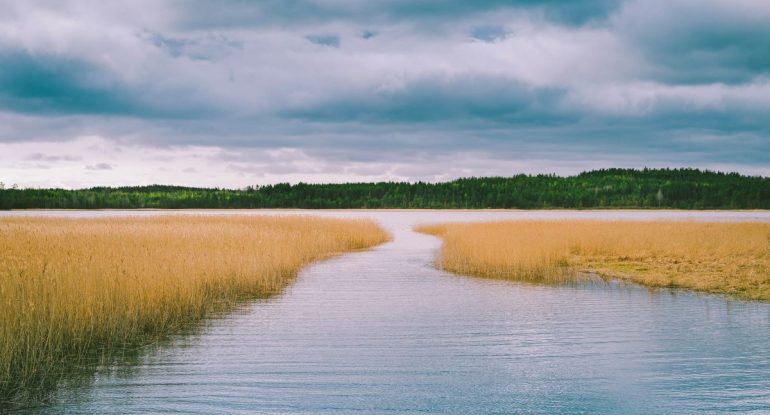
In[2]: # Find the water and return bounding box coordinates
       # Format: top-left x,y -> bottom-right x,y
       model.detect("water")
4,210 -> 770,414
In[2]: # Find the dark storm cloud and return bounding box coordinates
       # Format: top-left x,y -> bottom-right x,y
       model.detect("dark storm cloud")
615,1 -> 770,84
305,34 -> 340,47
0,50 -> 213,118
378,0 -> 622,25
470,25 -> 509,42
174,0 -> 622,28
1,0 -> 769,186
0,49 -> 217,118
284,75 -> 572,124
0,50 -> 144,116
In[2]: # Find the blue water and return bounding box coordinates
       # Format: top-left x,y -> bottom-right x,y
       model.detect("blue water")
5,210 -> 770,414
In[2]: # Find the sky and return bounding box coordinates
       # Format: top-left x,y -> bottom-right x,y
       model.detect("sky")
1,0 -> 769,188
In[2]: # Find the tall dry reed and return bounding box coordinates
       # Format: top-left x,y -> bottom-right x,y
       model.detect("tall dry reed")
417,220 -> 770,300
0,215 -> 389,399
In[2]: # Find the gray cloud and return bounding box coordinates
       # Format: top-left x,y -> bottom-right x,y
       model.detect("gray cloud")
85,163 -> 113,171
25,153 -> 81,162
0,0 -> 768,187
305,34 -> 340,47
614,0 -> 770,84
142,30 -> 243,60
0,49 -> 217,118
0,50 -> 144,116
283,75 -> 572,124
174,0 -> 623,28
471,25 -> 509,42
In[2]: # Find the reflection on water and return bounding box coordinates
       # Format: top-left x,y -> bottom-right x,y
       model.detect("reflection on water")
3,306 -> 232,410
3,210 -> 770,414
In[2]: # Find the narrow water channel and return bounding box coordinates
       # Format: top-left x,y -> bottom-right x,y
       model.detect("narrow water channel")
7,210 -> 770,414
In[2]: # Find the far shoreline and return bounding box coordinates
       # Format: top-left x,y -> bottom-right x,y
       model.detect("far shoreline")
6,208 -> 770,212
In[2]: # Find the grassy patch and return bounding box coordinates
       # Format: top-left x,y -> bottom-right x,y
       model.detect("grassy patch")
0,215 -> 389,402
417,220 -> 770,300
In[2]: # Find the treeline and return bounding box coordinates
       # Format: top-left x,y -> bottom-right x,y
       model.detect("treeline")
1,168 -> 769,210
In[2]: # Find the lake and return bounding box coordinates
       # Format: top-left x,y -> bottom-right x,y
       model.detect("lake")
4,210 -> 770,414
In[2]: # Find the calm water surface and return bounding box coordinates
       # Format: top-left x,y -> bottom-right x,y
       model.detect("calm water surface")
4,210 -> 770,414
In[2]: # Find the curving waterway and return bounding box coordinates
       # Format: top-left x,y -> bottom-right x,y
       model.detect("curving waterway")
4,210 -> 770,414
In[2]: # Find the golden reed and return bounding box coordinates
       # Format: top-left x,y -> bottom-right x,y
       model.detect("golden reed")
0,216 -> 389,398
418,220 -> 770,300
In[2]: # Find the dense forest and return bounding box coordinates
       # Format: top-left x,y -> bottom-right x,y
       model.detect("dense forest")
1,169 -> 769,210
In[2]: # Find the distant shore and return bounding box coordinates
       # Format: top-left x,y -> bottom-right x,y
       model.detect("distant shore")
2,168 -> 769,210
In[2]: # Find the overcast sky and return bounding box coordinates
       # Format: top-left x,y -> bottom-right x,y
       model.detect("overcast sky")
1,0 -> 769,188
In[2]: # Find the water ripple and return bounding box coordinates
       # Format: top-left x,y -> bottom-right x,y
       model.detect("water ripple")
4,210 -> 770,415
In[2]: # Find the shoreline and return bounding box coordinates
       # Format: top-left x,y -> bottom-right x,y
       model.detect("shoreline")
6,208 -> 770,213
419,220 -> 770,302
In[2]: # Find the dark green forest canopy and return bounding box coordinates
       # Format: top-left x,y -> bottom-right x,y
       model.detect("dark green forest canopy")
1,168 -> 769,210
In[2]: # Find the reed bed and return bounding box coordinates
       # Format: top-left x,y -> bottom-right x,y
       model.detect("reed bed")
0,215 -> 389,399
417,220 -> 770,300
